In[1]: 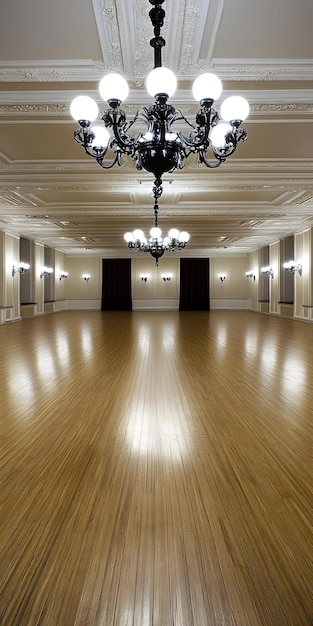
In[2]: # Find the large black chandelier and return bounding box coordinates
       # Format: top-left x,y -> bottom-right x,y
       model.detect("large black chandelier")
70,0 -> 249,203
124,182 -> 189,266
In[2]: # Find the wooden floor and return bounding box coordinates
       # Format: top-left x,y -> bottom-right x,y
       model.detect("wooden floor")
0,310 -> 312,626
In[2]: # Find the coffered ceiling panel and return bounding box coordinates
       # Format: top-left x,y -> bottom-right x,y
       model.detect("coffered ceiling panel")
0,0 -> 313,258
0,0 -> 101,62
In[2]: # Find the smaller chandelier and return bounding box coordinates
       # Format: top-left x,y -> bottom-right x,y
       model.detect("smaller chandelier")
124,189 -> 189,266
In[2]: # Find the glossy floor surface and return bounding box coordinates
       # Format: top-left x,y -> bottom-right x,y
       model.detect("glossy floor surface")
0,311 -> 312,625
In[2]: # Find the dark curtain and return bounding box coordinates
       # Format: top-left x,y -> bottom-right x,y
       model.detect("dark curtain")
101,259 -> 132,310
179,258 -> 210,310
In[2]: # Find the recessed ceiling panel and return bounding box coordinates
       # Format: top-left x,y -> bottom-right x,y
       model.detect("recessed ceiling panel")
35,191 -> 131,205
0,0 -> 102,61
181,190 -> 284,204
214,0 -> 313,60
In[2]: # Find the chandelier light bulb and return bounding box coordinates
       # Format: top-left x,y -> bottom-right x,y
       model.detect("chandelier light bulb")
210,123 -> 232,148
192,73 -> 222,102
178,231 -> 190,243
133,229 -> 144,240
142,131 -> 154,142
90,126 -> 110,149
150,226 -> 162,238
221,95 -> 250,122
124,232 -> 134,243
146,67 -> 177,98
99,73 -> 129,103
70,95 -> 98,122
168,228 -> 179,239
165,132 -> 178,141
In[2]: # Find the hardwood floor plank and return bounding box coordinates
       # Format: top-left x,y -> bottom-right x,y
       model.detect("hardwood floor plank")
0,311 -> 312,625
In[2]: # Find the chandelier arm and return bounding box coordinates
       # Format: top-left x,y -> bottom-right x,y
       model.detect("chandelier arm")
103,109 -> 137,154
210,127 -> 247,160
179,109 -> 219,152
198,153 -> 226,168
95,152 -> 122,169
109,124 -> 134,153
74,127 -> 103,153
74,136 -> 111,163
171,109 -> 197,130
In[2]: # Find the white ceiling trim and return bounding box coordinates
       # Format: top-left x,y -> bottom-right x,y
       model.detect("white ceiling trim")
1,59 -> 313,83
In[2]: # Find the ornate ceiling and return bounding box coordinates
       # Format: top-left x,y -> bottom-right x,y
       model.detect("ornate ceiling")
0,0 -> 313,257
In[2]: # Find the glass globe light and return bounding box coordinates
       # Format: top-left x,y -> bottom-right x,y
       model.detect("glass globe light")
163,236 -> 170,245
90,126 -> 110,149
165,132 -> 178,141
146,67 -> 177,98
124,232 -> 134,243
70,96 -> 98,122
99,73 -> 129,103
150,226 -> 162,238
178,231 -> 190,243
221,95 -> 250,122
210,123 -> 232,148
133,229 -> 144,241
192,73 -> 222,102
168,228 -> 179,239
142,131 -> 154,142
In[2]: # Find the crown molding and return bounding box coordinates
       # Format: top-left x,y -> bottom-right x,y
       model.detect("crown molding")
1,58 -> 313,83
0,60 -> 106,83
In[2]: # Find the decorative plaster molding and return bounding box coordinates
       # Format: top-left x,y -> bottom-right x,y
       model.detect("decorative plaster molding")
1,60 -> 312,83
0,62 -> 106,83
296,192 -> 313,204
0,104 -> 68,114
253,103 -> 313,113
200,60 -> 313,82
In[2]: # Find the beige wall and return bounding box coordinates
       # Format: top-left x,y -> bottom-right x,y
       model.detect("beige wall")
2,227 -> 313,322
132,257 -> 180,309
210,256 -> 250,308
0,232 -> 21,319
64,257 -> 102,302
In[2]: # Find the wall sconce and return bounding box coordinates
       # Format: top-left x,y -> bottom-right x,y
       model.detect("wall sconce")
83,273 -> 90,282
58,271 -> 68,281
245,271 -> 256,281
219,273 -> 226,282
40,266 -> 53,279
12,262 -> 30,276
140,273 -> 149,282
283,261 -> 302,276
261,266 -> 274,279
162,273 -> 172,281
